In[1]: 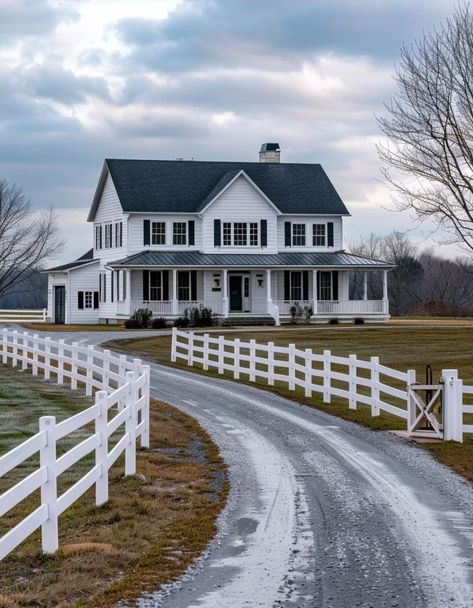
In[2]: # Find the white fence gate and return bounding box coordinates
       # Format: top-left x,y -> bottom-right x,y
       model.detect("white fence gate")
0,330 -> 150,560
171,328 -> 471,442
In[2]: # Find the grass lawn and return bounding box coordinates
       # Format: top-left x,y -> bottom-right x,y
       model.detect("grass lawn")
17,323 -> 131,332
0,365 -> 227,608
105,324 -> 473,483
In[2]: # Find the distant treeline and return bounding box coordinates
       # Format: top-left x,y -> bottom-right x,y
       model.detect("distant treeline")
0,271 -> 47,309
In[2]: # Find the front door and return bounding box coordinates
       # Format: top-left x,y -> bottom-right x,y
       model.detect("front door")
54,286 -> 66,324
229,276 -> 243,311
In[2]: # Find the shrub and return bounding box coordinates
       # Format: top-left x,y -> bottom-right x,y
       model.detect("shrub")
124,318 -> 141,329
184,305 -> 215,327
126,308 -> 153,329
290,303 -> 312,324
303,306 -> 313,323
151,317 -> 167,329
328,318 -> 339,325
174,317 -> 190,328
354,317 -> 365,325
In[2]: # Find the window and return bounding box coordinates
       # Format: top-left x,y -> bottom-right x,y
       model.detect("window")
95,225 -> 102,250
78,291 -> 99,310
249,222 -> 259,246
152,222 -> 166,245
233,223 -> 247,246
223,222 -> 232,246
149,271 -> 163,300
313,224 -> 326,247
115,222 -> 123,247
173,222 -> 187,245
177,271 -> 190,301
290,272 -> 302,300
84,291 -> 93,309
104,224 -> 113,248
292,224 -> 306,246
319,271 -> 332,300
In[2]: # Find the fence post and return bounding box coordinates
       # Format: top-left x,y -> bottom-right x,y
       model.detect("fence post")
349,354 -> 357,410
125,370 -> 137,476
2,328 -> 8,364
203,333 -> 209,371
233,338 -> 240,379
86,344 -> 94,395
70,342 -> 78,390
188,332 -> 194,367
323,350 -> 331,403
44,337 -> 51,381
119,354 -> 126,385
141,364 -> 151,449
43,308 -> 47,322
406,369 -> 417,433
39,415 -> 58,554
57,339 -> 65,385
249,339 -> 256,382
12,330 -> 18,367
21,332 -> 29,371
171,327 -> 177,363
370,356 -> 380,417
304,348 -> 312,398
102,349 -> 111,390
218,335 -> 225,374
442,369 -> 463,442
95,391 -> 109,506
288,344 -> 296,391
32,334 -> 39,376
268,341 -> 274,386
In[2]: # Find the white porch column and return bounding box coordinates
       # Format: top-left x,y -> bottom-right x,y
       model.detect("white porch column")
266,269 -> 272,312
223,269 -> 228,317
172,269 -> 178,315
312,270 -> 318,315
382,270 -> 388,314
363,271 -> 368,301
126,270 -> 132,316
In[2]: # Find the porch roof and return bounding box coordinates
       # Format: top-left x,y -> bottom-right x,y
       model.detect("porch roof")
109,250 -> 393,269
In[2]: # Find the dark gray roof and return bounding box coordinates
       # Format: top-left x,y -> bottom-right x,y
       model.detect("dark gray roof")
88,159 -> 350,220
45,249 -> 97,272
260,143 -> 280,151
110,250 -> 392,269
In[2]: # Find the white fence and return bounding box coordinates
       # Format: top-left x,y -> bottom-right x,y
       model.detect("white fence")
0,309 -> 47,323
0,330 -> 150,560
171,328 -> 471,442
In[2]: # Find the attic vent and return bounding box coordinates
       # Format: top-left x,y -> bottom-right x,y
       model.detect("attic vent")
259,143 -> 281,163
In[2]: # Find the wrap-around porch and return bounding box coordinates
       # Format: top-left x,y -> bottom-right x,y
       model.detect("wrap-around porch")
114,267 -> 390,325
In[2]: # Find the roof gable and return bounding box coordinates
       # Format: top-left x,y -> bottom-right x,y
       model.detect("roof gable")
87,158 -> 351,220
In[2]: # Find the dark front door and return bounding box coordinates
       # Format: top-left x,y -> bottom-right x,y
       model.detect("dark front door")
54,286 -> 66,324
229,276 -> 242,311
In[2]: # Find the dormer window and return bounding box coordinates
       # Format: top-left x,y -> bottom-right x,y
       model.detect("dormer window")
152,221 -> 166,245
221,221 -> 259,247
313,224 -> 326,247
292,224 -> 306,246
173,222 -> 187,245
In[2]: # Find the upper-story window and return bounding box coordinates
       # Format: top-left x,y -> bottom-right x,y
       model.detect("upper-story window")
152,222 -> 166,245
313,224 -> 326,247
292,224 -> 306,246
115,222 -> 123,247
104,223 -> 113,248
222,222 -> 259,247
95,225 -> 102,250
173,222 -> 187,245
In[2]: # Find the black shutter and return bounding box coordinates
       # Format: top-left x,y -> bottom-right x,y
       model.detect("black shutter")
190,270 -> 197,300
327,222 -> 334,247
111,272 -> 114,303
214,219 -> 221,246
284,270 -> 290,300
143,270 -> 149,301
188,220 -> 195,246
78,291 -> 84,310
302,271 -> 309,300
163,270 -> 169,300
332,271 -> 339,300
284,222 -> 291,247
144,220 -> 150,246
99,225 -> 103,249
261,219 -> 267,247
93,291 -> 99,309
119,222 -> 123,247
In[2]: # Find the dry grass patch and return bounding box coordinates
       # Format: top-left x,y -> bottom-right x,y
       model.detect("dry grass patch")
17,323 -> 129,332
0,364 -> 227,608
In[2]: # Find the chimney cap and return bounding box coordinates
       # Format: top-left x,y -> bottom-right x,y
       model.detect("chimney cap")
260,143 -> 280,152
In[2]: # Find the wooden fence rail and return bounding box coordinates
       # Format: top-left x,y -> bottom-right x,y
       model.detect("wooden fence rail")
171,328 -> 471,442
0,330 -> 150,560
0,309 -> 47,323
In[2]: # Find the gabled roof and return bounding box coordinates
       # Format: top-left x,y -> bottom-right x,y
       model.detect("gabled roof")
45,249 -> 98,273
87,158 -> 350,221
109,250 -> 393,269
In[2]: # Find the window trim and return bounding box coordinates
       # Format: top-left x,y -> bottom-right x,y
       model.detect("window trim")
312,223 -> 326,247
173,222 -> 187,245
221,221 -> 260,247
151,221 -> 166,245
292,223 -> 306,247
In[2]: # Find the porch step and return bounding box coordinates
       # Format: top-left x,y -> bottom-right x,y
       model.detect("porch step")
222,316 -> 275,326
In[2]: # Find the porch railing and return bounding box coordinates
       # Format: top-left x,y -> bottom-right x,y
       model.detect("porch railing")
276,299 -> 387,316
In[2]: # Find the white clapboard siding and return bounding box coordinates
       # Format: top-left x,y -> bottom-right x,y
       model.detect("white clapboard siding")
67,263 -> 100,324
93,172 -> 128,263
202,175 -> 278,254
128,215 -> 202,255
0,330 -> 151,560
277,216 -> 343,252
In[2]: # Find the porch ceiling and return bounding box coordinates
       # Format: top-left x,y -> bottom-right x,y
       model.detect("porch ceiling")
109,250 -> 393,269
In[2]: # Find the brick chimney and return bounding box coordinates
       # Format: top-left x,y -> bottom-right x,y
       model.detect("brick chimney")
259,143 -> 281,163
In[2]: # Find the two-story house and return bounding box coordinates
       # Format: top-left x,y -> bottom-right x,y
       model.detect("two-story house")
46,143 -> 393,325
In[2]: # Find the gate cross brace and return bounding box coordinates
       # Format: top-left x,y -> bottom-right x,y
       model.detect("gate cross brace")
409,386 -> 443,437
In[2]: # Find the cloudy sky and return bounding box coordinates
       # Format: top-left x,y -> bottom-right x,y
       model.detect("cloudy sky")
0,0 -> 456,263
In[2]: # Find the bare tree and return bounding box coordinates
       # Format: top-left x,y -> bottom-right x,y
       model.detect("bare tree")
0,179 -> 63,300
378,3 -> 473,253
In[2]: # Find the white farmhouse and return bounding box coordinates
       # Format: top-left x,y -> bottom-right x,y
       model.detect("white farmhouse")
46,144 -> 392,325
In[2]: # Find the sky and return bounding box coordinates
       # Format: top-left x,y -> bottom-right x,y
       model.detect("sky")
0,0 -> 458,264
